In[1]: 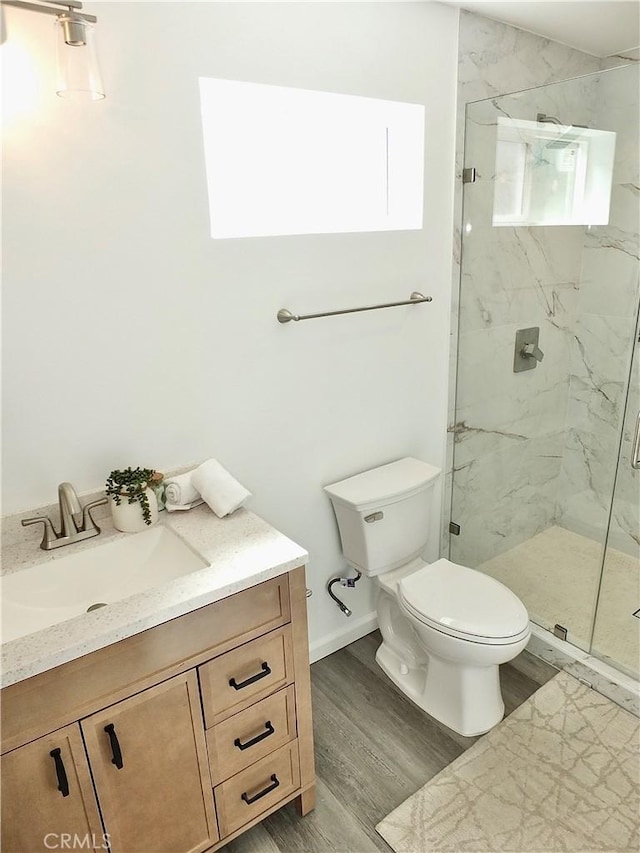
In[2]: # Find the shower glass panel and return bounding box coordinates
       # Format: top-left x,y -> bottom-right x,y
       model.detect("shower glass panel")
450,64 -> 639,672
591,333 -> 640,679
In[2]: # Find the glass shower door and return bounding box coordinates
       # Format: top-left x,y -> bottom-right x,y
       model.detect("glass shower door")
590,333 -> 640,679
450,65 -> 640,661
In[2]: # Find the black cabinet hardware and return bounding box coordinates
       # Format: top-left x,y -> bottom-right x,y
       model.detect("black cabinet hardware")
241,773 -> 279,805
229,662 -> 271,691
49,748 -> 69,797
234,721 -> 275,751
104,723 -> 124,769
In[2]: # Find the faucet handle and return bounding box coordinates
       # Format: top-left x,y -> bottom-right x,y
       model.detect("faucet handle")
521,342 -> 544,362
21,516 -> 58,550
81,497 -> 108,534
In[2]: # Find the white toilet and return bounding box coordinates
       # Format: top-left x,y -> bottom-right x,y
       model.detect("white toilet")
324,457 -> 531,737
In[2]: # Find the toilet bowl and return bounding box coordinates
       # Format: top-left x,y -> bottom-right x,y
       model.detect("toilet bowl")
377,557 -> 530,735
325,458 -> 531,737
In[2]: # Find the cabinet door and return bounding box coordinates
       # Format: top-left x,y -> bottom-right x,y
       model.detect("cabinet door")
1,723 -> 104,853
82,671 -> 217,853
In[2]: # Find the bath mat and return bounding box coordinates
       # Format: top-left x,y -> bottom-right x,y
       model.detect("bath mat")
376,672 -> 639,852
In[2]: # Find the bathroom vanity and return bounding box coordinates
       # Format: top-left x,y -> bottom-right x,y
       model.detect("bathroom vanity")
0,506 -> 315,853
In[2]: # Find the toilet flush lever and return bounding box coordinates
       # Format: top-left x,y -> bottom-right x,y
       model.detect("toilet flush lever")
364,511 -> 384,523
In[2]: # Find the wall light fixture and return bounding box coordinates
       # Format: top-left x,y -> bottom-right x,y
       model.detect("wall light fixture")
2,0 -> 104,100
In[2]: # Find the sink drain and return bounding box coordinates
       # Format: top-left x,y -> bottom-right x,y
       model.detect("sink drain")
86,602 -> 108,612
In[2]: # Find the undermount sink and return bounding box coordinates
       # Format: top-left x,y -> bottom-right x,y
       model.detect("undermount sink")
1,526 -> 209,644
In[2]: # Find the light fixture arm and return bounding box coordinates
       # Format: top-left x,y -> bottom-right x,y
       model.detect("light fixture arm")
1,0 -> 97,24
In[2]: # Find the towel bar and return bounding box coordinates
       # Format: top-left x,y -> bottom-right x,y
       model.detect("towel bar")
277,292 -> 432,324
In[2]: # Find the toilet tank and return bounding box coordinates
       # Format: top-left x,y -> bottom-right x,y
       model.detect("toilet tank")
324,458 -> 441,577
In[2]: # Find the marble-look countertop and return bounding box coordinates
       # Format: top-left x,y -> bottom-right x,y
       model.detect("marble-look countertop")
1,505 -> 308,688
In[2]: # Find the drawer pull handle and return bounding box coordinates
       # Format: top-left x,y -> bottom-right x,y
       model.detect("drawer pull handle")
104,723 -> 124,769
229,661 -> 271,691
241,773 -> 280,805
49,748 -> 70,797
234,721 -> 275,751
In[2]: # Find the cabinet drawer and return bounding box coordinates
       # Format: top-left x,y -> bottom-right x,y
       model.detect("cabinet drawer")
214,740 -> 300,838
207,686 -> 296,784
199,627 -> 294,727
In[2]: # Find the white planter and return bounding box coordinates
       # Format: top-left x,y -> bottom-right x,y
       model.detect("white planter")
109,487 -> 158,533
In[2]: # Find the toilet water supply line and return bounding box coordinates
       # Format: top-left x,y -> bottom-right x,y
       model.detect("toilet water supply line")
327,569 -> 362,617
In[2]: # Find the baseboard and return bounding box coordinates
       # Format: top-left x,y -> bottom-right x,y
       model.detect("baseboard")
309,611 -> 378,664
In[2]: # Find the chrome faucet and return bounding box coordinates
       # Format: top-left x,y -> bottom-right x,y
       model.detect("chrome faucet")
22,483 -> 108,551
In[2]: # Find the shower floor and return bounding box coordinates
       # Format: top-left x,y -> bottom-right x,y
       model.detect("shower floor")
478,526 -> 639,677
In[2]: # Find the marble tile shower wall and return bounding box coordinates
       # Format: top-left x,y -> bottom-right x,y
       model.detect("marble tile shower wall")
608,344 -> 640,556
555,67 -> 640,554
445,11 -> 602,563
451,87 -> 597,565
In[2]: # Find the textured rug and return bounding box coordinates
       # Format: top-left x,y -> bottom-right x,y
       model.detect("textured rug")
376,672 -> 640,853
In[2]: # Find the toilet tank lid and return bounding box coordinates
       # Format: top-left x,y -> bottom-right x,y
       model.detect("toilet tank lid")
324,458 -> 441,510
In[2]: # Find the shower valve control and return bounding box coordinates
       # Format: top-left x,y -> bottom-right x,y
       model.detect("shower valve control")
514,327 -> 544,373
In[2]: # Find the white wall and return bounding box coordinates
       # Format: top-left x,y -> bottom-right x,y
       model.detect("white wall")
1,1 -> 458,657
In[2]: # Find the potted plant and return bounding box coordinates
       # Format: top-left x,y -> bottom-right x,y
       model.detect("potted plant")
106,467 -> 159,533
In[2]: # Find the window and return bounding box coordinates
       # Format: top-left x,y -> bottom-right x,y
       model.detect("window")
492,117 -> 616,227
199,78 -> 425,239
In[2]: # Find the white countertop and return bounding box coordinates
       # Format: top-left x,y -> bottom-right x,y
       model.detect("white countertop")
1,505 -> 308,688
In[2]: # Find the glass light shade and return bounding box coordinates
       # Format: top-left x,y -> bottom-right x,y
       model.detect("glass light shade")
55,17 -> 105,100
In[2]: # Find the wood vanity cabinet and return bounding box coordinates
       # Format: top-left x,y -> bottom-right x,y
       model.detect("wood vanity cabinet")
81,671 -> 217,853
0,724 -> 104,853
1,566 -> 315,853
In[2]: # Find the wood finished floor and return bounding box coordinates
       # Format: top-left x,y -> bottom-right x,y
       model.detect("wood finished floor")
225,631 -> 558,853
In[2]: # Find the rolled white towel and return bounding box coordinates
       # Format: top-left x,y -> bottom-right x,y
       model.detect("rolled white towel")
191,459 -> 251,518
164,472 -> 201,510
165,497 -> 204,512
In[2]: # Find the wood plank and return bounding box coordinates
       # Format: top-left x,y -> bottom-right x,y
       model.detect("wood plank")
219,821 -> 281,853
309,678 -> 439,851
312,643 -> 466,782
260,777 -> 385,853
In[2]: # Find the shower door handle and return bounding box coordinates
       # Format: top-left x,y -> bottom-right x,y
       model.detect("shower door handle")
632,412 -> 640,470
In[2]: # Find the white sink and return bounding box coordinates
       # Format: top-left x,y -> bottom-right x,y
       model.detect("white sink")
1,526 -> 208,644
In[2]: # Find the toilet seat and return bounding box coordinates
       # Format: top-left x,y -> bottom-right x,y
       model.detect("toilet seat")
398,558 -> 530,645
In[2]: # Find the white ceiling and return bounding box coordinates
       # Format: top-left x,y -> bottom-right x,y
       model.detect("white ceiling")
436,1 -> 640,57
